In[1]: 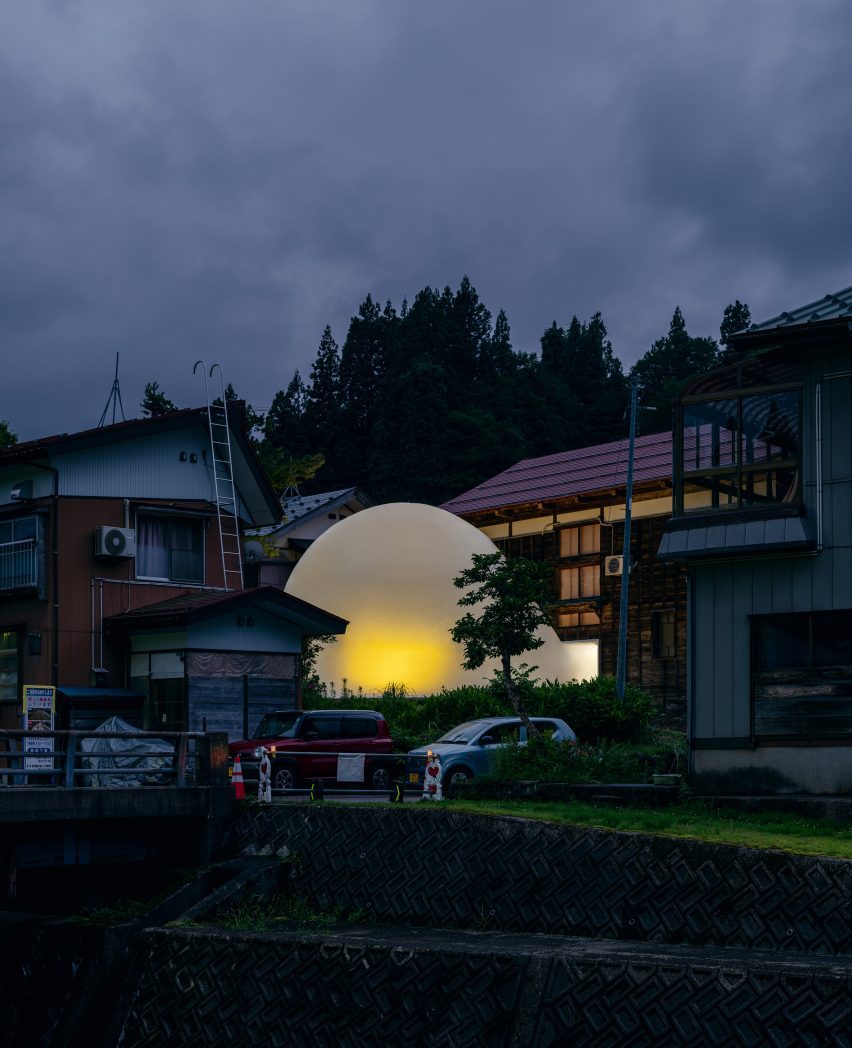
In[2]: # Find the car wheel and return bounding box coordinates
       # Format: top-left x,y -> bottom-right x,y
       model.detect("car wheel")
273,763 -> 296,790
370,765 -> 392,791
443,766 -> 472,792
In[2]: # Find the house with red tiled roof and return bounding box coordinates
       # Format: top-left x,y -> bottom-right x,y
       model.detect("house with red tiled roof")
441,431 -> 686,706
0,405 -> 346,738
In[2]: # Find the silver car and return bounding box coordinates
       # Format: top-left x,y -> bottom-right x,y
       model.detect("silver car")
406,716 -> 576,789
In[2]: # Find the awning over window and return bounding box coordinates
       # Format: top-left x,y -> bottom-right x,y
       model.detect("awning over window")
657,515 -> 814,561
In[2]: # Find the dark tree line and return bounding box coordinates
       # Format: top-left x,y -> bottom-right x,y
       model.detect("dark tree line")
134,281 -> 751,506
258,279 -> 750,504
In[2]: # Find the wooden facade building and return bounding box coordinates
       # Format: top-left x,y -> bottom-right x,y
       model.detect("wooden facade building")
441,433 -> 687,706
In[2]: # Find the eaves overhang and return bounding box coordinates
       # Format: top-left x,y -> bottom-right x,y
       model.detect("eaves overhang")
105,586 -> 348,636
657,514 -> 815,562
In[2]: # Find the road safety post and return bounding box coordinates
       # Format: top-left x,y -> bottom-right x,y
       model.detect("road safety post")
231,754 -> 246,801
422,751 -> 443,801
257,746 -> 271,803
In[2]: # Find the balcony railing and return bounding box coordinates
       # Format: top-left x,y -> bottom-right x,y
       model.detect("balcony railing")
0,538 -> 37,591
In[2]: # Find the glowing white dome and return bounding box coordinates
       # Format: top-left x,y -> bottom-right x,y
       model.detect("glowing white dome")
285,502 -> 598,695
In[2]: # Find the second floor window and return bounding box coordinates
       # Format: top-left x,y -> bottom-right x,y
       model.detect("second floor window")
559,563 -> 600,600
137,515 -> 204,584
678,358 -> 801,514
559,523 -> 601,558
0,516 -> 38,591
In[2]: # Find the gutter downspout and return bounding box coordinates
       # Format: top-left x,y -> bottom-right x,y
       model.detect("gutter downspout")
815,383 -> 823,551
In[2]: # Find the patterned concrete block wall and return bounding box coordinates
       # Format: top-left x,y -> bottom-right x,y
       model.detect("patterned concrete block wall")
118,925 -> 852,1047
231,804 -> 852,956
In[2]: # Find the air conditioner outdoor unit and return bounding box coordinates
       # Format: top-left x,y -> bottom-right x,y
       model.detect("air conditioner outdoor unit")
95,526 -> 136,559
604,555 -> 624,577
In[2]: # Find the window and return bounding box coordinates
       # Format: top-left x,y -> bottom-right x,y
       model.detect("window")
652,610 -> 677,659
301,716 -> 341,739
559,563 -> 600,600
0,630 -> 20,706
557,609 -> 600,630
559,523 -> 601,558
344,716 -> 378,739
0,516 -> 38,591
678,360 -> 801,514
136,515 -> 204,583
752,611 -> 852,737
495,533 -> 555,561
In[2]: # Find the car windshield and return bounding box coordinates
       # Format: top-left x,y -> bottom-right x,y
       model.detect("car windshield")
254,712 -> 301,739
435,720 -> 497,744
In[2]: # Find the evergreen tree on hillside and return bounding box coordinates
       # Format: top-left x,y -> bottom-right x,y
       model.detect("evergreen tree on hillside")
369,356 -> 451,503
447,275 -> 492,383
302,325 -> 342,460
258,371 -> 309,483
482,309 -> 515,378
535,312 -> 626,452
212,382 -> 264,441
336,295 -> 396,488
630,307 -> 719,430
718,300 -> 752,366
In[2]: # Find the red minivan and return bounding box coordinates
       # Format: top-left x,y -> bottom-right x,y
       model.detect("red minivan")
228,709 -> 398,790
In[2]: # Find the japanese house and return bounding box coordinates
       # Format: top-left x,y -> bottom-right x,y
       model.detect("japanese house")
441,433 -> 686,705
0,405 -> 346,738
245,486 -> 374,589
658,285 -> 852,794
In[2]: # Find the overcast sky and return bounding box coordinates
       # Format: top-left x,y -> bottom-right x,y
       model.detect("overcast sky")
3,1 -> 851,442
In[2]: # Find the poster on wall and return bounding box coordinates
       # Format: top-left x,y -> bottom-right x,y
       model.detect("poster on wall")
23,684 -> 55,772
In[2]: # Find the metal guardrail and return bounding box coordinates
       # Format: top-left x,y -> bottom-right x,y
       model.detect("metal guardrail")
0,730 -> 227,788
235,749 -> 422,796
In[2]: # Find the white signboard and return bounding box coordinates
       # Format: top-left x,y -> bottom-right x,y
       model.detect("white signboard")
336,753 -> 365,783
23,684 -> 55,771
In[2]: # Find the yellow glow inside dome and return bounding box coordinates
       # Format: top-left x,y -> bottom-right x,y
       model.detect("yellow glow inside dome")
285,502 -> 599,695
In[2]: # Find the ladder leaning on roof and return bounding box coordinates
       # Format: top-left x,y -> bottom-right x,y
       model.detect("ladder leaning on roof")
194,361 -> 244,591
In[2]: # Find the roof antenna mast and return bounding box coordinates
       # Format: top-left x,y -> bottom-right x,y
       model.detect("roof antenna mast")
98,353 -> 126,427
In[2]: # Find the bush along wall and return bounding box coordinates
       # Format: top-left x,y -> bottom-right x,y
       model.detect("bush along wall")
303,676 -> 655,752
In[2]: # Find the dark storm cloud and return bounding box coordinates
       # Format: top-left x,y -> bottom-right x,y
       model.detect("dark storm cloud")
2,1 -> 852,441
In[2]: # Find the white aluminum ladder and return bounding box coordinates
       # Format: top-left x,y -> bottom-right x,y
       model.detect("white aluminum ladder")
194,361 -> 244,590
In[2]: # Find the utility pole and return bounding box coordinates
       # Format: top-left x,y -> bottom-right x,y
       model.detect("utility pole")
616,376 -> 639,701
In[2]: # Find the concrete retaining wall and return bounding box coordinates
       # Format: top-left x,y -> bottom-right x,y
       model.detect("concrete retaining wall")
230,803 -> 852,956
118,924 -> 852,1047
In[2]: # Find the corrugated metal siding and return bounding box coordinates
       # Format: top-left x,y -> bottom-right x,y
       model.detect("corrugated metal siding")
187,609 -> 303,653
54,428 -> 217,501
37,496 -> 229,688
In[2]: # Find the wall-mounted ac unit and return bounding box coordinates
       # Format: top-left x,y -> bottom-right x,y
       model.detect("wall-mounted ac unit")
604,555 -> 624,577
95,526 -> 136,559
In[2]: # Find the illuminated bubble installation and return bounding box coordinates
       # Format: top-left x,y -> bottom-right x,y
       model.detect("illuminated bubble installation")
285,502 -> 599,695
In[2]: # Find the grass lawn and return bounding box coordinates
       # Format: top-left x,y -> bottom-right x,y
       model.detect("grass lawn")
444,798 -> 852,860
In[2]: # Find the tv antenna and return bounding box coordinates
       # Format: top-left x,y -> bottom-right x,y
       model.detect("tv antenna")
98,353 -> 126,427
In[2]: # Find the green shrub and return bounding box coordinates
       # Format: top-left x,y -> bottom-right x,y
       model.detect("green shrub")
304,676 -> 655,750
490,737 -> 650,784
523,677 -> 655,744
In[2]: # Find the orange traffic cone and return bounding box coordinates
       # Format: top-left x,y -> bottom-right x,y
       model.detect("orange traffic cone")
231,754 -> 246,800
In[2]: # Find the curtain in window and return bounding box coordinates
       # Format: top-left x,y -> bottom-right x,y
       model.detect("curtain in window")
170,518 -> 203,582
137,516 -> 169,579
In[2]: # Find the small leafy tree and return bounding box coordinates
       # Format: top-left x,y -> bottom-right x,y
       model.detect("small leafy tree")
0,420 -> 17,448
141,381 -> 177,417
451,552 -> 553,727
